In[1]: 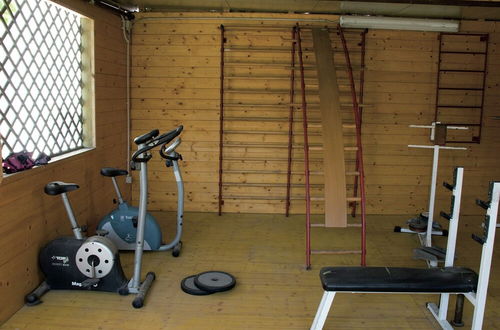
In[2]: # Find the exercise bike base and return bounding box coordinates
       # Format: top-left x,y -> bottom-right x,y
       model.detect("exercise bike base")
132,272 -> 156,309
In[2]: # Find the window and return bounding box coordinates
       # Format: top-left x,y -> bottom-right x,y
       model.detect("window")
0,0 -> 94,159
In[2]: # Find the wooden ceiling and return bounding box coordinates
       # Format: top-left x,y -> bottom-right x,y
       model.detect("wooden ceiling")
112,0 -> 500,19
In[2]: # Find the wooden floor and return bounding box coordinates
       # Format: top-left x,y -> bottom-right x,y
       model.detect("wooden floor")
2,213 -> 500,329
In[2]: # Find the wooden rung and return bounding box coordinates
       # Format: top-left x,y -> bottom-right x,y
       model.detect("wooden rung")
346,171 -> 360,176
225,47 -> 291,52
308,146 -> 358,152
342,124 -> 356,129
310,223 -> 362,228
224,130 -> 286,135
223,157 -> 325,162
224,103 -> 289,107
225,46 -> 314,53
224,158 -> 289,162
309,171 -> 324,175
291,196 -> 324,200
222,182 -> 324,188
346,197 -> 362,202
290,103 -> 320,107
225,89 -> 296,94
223,25 -> 296,30
341,103 -> 373,108
223,195 -> 285,200
308,123 -> 322,128
223,183 -> 286,187
224,142 -> 328,149
287,66 -> 316,70
224,117 -> 322,123
224,142 -> 287,148
225,62 -> 316,68
224,169 -> 285,174
223,130 -> 323,136
311,250 -> 362,255
226,75 -> 316,80
225,117 -> 288,122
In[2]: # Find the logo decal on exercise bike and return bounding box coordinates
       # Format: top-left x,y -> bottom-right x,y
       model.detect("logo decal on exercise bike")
71,282 -> 98,288
51,255 -> 69,266
125,233 -> 134,243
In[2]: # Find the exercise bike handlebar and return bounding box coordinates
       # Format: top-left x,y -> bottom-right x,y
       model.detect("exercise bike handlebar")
159,138 -> 181,159
131,126 -> 183,163
134,129 -> 159,145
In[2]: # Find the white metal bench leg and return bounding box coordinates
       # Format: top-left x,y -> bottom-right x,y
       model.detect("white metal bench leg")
310,291 -> 336,330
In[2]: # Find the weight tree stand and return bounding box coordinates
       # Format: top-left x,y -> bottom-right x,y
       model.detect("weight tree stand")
394,122 -> 467,267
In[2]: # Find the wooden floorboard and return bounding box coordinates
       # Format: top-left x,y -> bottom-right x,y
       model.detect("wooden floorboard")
2,213 -> 500,329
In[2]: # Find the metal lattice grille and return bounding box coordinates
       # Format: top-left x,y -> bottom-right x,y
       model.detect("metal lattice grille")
0,0 -> 83,158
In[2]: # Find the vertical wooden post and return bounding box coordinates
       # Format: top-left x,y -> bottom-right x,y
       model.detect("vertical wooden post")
351,29 -> 367,218
285,26 -> 296,217
296,25 -> 312,269
338,25 -> 367,266
218,25 -> 225,216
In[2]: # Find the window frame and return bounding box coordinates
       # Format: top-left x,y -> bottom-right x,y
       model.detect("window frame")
0,0 -> 95,163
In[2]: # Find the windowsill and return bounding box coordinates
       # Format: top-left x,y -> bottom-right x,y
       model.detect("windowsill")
1,147 -> 95,185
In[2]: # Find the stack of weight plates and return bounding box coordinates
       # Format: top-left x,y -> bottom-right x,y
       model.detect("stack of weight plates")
181,271 -> 236,296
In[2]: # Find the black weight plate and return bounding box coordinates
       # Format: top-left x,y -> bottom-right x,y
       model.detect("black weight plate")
181,275 -> 213,296
194,271 -> 236,293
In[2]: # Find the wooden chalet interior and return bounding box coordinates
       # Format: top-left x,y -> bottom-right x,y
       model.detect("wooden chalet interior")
1,0 -> 500,328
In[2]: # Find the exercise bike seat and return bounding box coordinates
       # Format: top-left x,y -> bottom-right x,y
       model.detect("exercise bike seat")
44,182 -> 79,196
319,266 -> 478,293
101,168 -> 128,177
134,129 -> 159,145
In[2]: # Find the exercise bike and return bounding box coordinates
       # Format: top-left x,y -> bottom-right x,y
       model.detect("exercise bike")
24,181 -> 154,308
97,126 -> 184,256
25,129 -> 180,308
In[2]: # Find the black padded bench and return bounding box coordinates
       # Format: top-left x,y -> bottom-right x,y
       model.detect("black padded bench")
311,266 -> 478,330
321,266 -> 477,293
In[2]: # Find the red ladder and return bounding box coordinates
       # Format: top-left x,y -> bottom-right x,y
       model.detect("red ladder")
338,25 -> 367,266
434,32 -> 489,143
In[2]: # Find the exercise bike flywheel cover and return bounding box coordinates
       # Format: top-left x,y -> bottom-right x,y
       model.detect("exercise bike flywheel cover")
181,275 -> 213,296
194,271 -> 236,293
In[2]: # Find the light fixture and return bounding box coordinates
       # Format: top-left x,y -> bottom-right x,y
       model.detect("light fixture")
340,15 -> 459,32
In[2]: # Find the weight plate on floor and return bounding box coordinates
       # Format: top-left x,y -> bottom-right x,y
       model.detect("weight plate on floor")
194,271 -> 236,293
181,275 -> 213,296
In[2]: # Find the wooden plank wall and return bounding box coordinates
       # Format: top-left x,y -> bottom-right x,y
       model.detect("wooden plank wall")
131,13 -> 500,216
0,1 -> 128,323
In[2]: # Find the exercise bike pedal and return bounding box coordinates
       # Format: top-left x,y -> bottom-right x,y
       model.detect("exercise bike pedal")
95,229 -> 109,236
81,278 -> 100,288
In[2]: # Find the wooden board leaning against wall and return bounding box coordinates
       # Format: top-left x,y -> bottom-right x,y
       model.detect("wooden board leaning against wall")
130,12 -> 500,216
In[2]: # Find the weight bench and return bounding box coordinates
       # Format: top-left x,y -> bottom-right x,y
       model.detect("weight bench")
310,178 -> 499,330
311,266 -> 477,329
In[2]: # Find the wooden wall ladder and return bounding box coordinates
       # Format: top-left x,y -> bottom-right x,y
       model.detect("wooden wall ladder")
218,24 -> 320,215
299,25 -> 367,268
435,32 -> 489,143
218,24 -> 367,268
